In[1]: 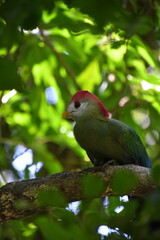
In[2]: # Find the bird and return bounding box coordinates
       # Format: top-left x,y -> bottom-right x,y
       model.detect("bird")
62,90 -> 151,169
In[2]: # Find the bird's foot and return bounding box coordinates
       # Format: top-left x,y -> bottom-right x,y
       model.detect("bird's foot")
103,160 -> 118,169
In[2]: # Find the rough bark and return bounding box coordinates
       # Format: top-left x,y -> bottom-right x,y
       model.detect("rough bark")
0,165 -> 156,223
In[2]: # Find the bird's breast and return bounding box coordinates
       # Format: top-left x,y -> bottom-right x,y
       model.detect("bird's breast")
73,118 -> 128,164
73,120 -> 95,150
74,119 -> 110,152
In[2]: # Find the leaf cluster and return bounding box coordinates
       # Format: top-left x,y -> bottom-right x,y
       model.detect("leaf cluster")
0,0 -> 160,239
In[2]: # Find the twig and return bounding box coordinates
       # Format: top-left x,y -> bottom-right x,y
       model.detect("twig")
110,99 -> 150,115
38,27 -> 81,90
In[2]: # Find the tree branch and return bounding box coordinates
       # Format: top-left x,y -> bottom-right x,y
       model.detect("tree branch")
0,165 -> 156,223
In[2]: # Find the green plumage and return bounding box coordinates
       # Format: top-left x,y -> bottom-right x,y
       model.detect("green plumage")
74,116 -> 151,168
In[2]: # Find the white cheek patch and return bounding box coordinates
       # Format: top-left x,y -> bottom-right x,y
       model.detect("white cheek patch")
67,102 -> 75,113
76,102 -> 89,116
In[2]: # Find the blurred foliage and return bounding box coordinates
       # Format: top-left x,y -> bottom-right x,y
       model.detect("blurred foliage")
0,0 -> 160,239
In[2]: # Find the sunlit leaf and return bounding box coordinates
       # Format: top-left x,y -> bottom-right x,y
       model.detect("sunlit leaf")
137,46 -> 156,67
77,60 -> 101,91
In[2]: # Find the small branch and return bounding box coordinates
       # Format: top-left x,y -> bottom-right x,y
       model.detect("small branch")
110,99 -> 149,115
0,138 -> 27,147
0,165 -> 156,223
38,27 -> 81,90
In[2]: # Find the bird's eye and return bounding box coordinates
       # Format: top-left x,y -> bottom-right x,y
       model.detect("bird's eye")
74,101 -> 81,109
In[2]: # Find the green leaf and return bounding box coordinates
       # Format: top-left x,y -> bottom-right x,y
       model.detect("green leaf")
137,45 -> 156,66
112,170 -> 138,195
77,59 -> 101,91
0,57 -> 23,91
38,188 -> 66,208
35,216 -> 59,240
108,196 -> 121,213
82,175 -> 105,197
152,162 -> 160,183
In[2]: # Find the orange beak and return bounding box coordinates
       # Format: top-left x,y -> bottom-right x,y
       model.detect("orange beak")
62,111 -> 70,119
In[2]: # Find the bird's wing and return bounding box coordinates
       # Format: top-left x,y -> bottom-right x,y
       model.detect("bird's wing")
115,124 -> 151,167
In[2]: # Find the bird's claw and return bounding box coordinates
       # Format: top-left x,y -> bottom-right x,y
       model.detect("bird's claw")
103,160 -> 118,169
